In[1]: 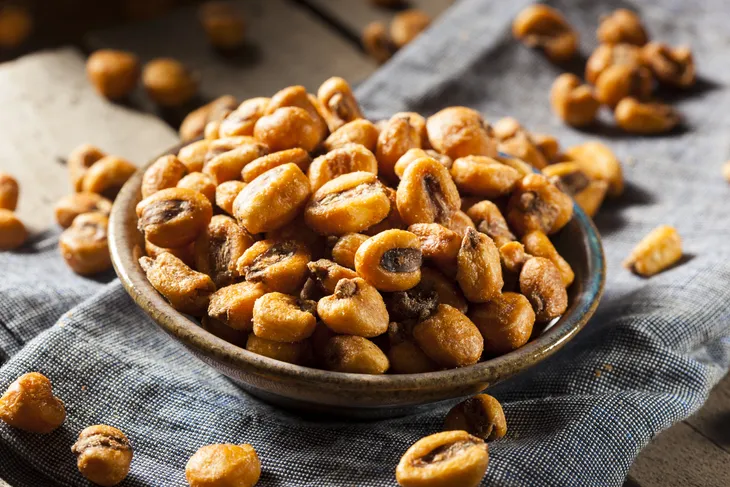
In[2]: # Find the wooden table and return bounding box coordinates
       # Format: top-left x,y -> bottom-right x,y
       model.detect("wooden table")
0,1 -> 727,485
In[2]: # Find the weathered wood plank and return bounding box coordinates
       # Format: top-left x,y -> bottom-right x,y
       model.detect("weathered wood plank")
684,373 -> 730,454
0,48 -> 178,232
86,0 -> 376,116
626,419 -> 730,487
301,0 -> 454,39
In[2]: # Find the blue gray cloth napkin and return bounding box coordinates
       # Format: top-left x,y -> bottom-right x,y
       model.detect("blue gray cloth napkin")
2,0 -> 730,485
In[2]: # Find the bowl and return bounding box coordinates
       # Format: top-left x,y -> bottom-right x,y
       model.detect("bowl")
109,143 -> 605,419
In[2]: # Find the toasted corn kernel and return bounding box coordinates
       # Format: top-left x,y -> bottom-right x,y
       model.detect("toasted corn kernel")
585,43 -> 644,85
307,259 -> 358,294
512,5 -> 578,62
322,335 -> 389,374
142,155 -> 188,198
68,144 -> 106,192
413,304 -> 483,367
219,97 -> 270,138
426,107 -> 497,160
469,292 -> 535,355
519,257 -> 567,323
355,229 -> 423,292
390,9 -> 431,48
465,200 -> 515,248
397,157 -> 460,227
564,141 -> 624,197
208,281 -> 267,332
243,147 -> 311,183
614,97 -> 680,134
396,431 -> 489,487
136,187 -> 213,248
215,180 -> 246,216
317,77 -> 363,133
81,155 -> 136,200
139,252 -> 216,315
522,230 -> 574,287
597,9 -> 648,46
233,163 -> 311,234
177,140 -> 210,173
550,74 -> 600,127
194,215 -> 253,287
305,171 -> 390,235
376,113 -> 424,181
252,292 -> 317,343
317,277 -> 389,337
308,143 -> 378,191
254,106 -> 321,152
54,192 -> 112,229
245,333 -> 310,365
236,239 -> 311,294
444,394 -> 507,441
641,42 -> 695,88
456,228 -> 503,303
59,212 -> 112,275
595,64 -> 653,107
362,21 -> 394,64
450,156 -> 522,198
0,372 -> 65,433
623,225 -> 682,277
506,173 -> 573,236
177,172 -> 216,204
0,172 -> 19,211
331,233 -> 370,269
324,119 -> 380,152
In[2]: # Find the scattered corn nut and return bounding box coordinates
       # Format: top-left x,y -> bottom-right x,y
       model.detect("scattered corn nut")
362,21 -> 394,64
390,9 -> 431,49
59,212 -> 112,275
72,425 -> 133,487
594,64 -> 654,107
585,43 -> 644,85
0,209 -> 27,251
68,143 -> 107,192
396,430 -> 489,487
512,4 -> 578,62
623,225 -> 682,277
54,192 -> 113,229
550,74 -> 600,127
597,9 -> 648,46
0,171 -> 19,211
0,372 -> 65,433
614,97 -> 680,134
444,394 -> 507,441
641,42 -> 696,88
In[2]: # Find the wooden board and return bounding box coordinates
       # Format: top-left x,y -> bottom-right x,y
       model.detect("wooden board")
300,0 -> 455,38
626,372 -> 730,486
626,421 -> 730,487
0,48 -> 177,232
87,0 -> 376,117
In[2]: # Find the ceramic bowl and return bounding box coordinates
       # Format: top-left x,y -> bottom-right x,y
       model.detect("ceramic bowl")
109,143 -> 605,418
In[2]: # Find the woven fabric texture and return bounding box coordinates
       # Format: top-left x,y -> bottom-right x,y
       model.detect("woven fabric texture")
1,0 -> 730,485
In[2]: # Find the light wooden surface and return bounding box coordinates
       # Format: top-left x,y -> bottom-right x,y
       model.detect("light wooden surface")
625,373 -> 730,487
0,48 -> 177,231
0,2 -> 727,486
87,0 -> 377,110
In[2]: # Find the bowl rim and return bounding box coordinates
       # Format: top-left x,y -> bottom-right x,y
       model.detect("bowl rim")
109,142 -> 606,393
